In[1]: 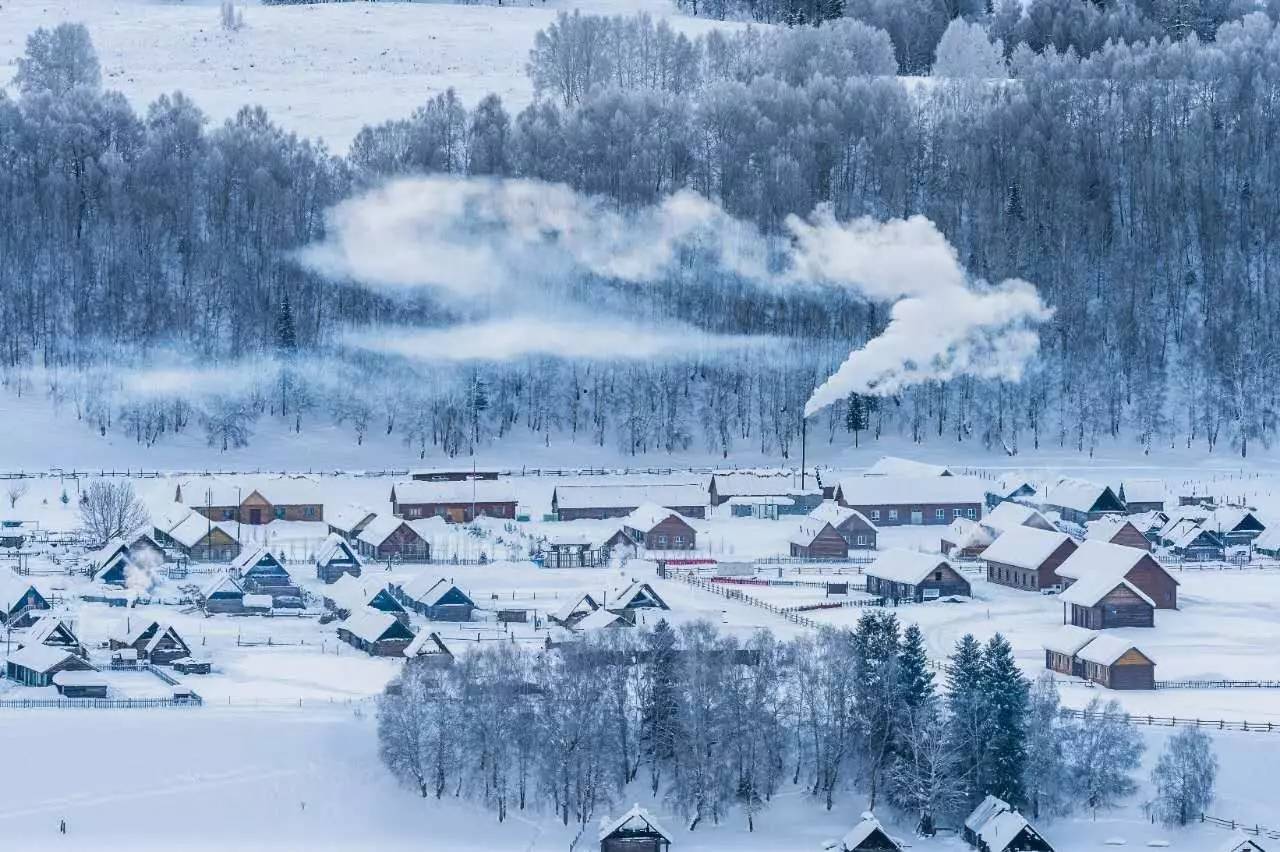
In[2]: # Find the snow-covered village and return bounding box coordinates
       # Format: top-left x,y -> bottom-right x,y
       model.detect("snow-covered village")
3,0 -> 1280,849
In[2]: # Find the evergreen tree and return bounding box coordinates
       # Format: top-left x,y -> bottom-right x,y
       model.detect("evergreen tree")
897,623 -> 935,713
639,619 -> 684,795
275,293 -> 298,353
846,395 -> 868,447
853,611 -> 902,808
945,634 -> 988,806
980,634 -> 1029,806
1023,673 -> 1070,819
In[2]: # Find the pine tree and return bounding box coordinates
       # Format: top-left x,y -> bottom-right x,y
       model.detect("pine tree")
1023,673 -> 1069,819
945,634 -> 988,806
853,611 -> 902,808
897,623 -> 935,713
846,395 -> 868,448
275,292 -> 297,353
640,619 -> 683,796
980,634 -> 1029,806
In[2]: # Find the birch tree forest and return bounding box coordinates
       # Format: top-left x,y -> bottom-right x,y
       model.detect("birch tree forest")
4,9 -> 1280,458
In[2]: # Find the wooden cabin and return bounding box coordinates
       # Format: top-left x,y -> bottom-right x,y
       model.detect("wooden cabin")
233,545 -> 302,608
393,574 -> 476,621
337,608 -> 416,656
158,511 -> 241,562
176,477 -> 324,525
809,502 -> 878,549
1075,635 -> 1156,690
390,480 -> 517,523
963,796 -> 1054,852
551,593 -> 602,627
1165,522 -> 1226,561
315,533 -> 363,584
789,521 -> 849,559
709,473 -> 822,518
608,581 -> 670,617
839,813 -> 903,851
573,609 -> 632,632
0,579 -> 51,628
110,621 -> 192,666
1060,575 -> 1155,630
1039,477 -> 1127,525
864,550 -> 971,603
356,516 -> 433,563
984,476 -> 1038,510
51,670 -> 109,698
327,504 -> 378,542
200,574 -> 246,614
5,644 -> 95,689
941,517 -> 994,558
539,532 -> 609,568
598,805 -> 673,852
1118,479 -> 1165,514
1042,625 -> 1096,679
1054,540 -> 1179,609
22,616 -> 86,657
834,476 -> 984,527
323,574 -> 409,624
404,630 -> 454,661
552,483 -> 708,521
1084,517 -> 1151,551
622,505 -> 697,551
1215,836 -> 1267,852
981,526 -> 1077,592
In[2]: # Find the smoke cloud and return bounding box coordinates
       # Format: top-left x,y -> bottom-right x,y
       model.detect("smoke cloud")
303,178 -> 1052,417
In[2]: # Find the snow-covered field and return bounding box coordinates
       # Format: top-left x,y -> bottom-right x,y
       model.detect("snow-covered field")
0,0 -> 745,150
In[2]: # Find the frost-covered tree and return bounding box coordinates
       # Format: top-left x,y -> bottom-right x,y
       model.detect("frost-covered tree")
932,19 -> 1007,79
1064,698 -> 1145,814
1023,673 -> 1071,819
78,481 -> 149,547
1151,727 -> 1217,826
14,24 -> 101,97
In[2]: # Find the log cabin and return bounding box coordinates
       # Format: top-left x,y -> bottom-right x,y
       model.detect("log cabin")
392,574 -> 475,621
404,630 -> 454,661
337,608 -> 416,656
598,805 -> 673,852
622,505 -> 697,551
608,581 -> 670,616
839,813 -> 903,851
326,504 -> 378,542
708,472 -> 822,518
110,621 -> 192,665
789,521 -> 849,559
390,480 -> 518,523
233,545 -> 302,607
0,579 -> 50,628
323,574 -> 409,624
981,526 -> 1077,592
1054,540 -> 1179,609
1084,517 -> 1151,551
200,574 -> 246,614
551,593 -> 602,627
315,533 -> 363,583
552,483 -> 708,521
356,516 -> 435,563
1118,479 -> 1165,513
21,616 -> 86,657
809,502 -> 879,549
1038,477 -> 1127,525
1060,575 -> 1155,629
5,644 -> 96,689
864,551 -> 971,603
176,477 -> 324,525
1042,625 -> 1097,678
1074,635 -> 1156,690
158,510 -> 241,562
834,476 -> 985,527
963,796 -> 1054,852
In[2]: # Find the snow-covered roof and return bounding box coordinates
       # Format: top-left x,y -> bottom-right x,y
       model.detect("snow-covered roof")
1084,516 -> 1130,543
51,670 -> 105,687
980,526 -> 1071,570
6,643 -> 80,673
865,550 -> 951,586
789,520 -> 837,548
1075,635 -> 1152,667
1158,515 -> 1202,542
231,544 -> 281,574
340,608 -> 404,643
1126,510 -> 1168,533
711,472 -> 818,498
397,572 -> 445,603
392,479 -> 517,505
809,502 -> 877,531
943,517 -> 994,550
979,809 -> 1033,852
407,517 -> 449,539
85,538 -> 129,569
623,503 -> 688,532
1251,525 -> 1280,552
1041,624 -> 1097,657
609,580 -> 668,610
242,594 -> 274,609
416,580 -> 468,608
1204,507 -> 1264,534
404,630 -> 451,657
573,608 -> 629,632
201,573 -> 245,599
1215,834 -> 1266,852
981,501 -> 1054,535
166,512 -> 235,548
0,578 -> 45,612
356,515 -> 414,548
156,503 -> 195,534
864,456 -> 952,477
327,503 -> 377,533
555,483 -> 706,511
553,593 -> 600,624
1120,478 -> 1165,504
1168,522 -> 1222,551
964,795 -> 1008,834
316,533 -> 362,568
990,474 -> 1040,499
21,616 -> 75,648
839,813 -> 900,851
1041,477 -> 1120,513
179,476 -> 323,507
142,623 -> 184,655
325,573 -> 376,609
1059,572 -> 1154,608
1054,540 -> 1151,582
836,476 -> 986,506
597,805 -> 674,844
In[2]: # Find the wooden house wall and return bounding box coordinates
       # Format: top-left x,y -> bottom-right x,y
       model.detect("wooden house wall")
1126,556 -> 1178,609
1107,523 -> 1152,551
1086,655 -> 1155,690
834,515 -> 878,549
866,564 -> 970,602
1070,586 -> 1154,629
840,501 -> 981,527
790,525 -> 849,559
360,525 -> 430,562
642,516 -> 696,550
395,500 -> 516,523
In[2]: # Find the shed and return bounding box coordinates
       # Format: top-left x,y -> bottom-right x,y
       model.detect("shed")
608,581 -> 670,614
1042,624 -> 1096,678
839,812 -> 903,851
962,795 -> 1054,852
393,574 -> 475,621
5,644 -> 95,688
1075,635 -> 1156,690
21,616 -> 86,657
551,593 -> 601,627
337,608 -> 416,656
1054,540 -> 1178,609
0,579 -> 50,627
242,594 -> 274,613
573,608 -> 631,632
864,550 -> 970,603
809,502 -> 878,549
981,526 -> 1077,592
404,630 -> 453,660
356,515 -> 432,563
598,805 -> 673,852
1060,574 -> 1155,630
622,504 -> 697,552
789,521 -> 849,560
200,574 -> 246,614
50,669 -> 109,699
315,533 -> 363,584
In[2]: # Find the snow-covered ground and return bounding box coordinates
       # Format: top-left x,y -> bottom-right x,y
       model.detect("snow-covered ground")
0,0 -> 746,151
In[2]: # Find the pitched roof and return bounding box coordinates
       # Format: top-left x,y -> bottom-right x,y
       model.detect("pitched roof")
554,483 -> 706,511
392,479 -> 517,505
1168,523 -> 1223,551
981,501 -> 1054,534
553,593 -> 600,624
573,609 -> 629,631
1041,477 -> 1123,514
980,526 -> 1072,570
166,512 -> 237,548
598,805 -> 674,844
789,520 -> 839,548
316,533 -> 362,568
1084,515 -> 1133,543
156,503 -> 194,534
864,456 -> 952,477
356,515 -> 417,548
404,630 -> 452,658
1120,478 -> 1165,504
340,608 -> 409,644
964,795 -> 1008,834
980,809 -> 1036,852
836,476 -> 986,506
21,616 -> 78,649
809,502 -> 877,531
6,643 -> 82,673
231,544 -> 280,574
865,550 -> 952,586
397,572 -> 446,603
840,812 -> 902,851
178,476 -> 323,507
1042,625 -> 1098,657
0,578 -> 45,612
327,503 -> 377,533
711,472 -> 818,498
1054,539 -> 1150,582
201,573 -> 245,599
623,503 -> 688,532
1059,573 -> 1154,608
610,581 -> 669,610
85,538 -> 130,569
943,517 -> 994,550
1075,635 -> 1152,667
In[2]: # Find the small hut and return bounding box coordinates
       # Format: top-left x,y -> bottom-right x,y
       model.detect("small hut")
598,805 -> 673,852
110,621 -> 192,665
963,795 -> 1054,852
1060,574 -> 1154,630
550,593 -> 601,628
5,644 -> 96,689
200,574 -> 246,614
1074,635 -> 1156,690
315,533 -> 363,584
864,550 -> 970,603
789,521 -> 850,559
21,616 -> 86,657
337,608 -> 416,656
838,812 -> 903,851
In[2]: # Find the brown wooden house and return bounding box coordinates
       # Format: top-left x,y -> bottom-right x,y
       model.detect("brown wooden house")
839,813 -> 903,851
110,621 -> 192,665
809,502 -> 879,549
598,805 -> 673,852
1054,540 -> 1178,609
834,476 -> 985,527
1084,517 -> 1151,551
1060,574 -> 1155,629
1075,635 -> 1156,690
1039,477 -> 1126,525
337,608 -> 417,656
356,516 -> 434,563
789,521 -> 849,559
981,526 -> 1077,592
864,550 -> 971,602
622,505 -> 696,551
5,644 -> 96,689
176,477 -> 324,525
390,480 -> 517,523
1042,625 -> 1097,678
552,483 -> 708,521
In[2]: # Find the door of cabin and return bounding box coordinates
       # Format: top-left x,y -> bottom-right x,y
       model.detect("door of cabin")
911,510 -> 923,525
249,508 -> 262,524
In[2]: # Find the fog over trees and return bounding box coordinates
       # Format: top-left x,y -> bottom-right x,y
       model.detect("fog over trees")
5,10 -> 1280,459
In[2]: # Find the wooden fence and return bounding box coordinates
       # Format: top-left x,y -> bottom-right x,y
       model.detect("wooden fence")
1156,679 -> 1280,690
1059,707 -> 1279,734
1200,814 -> 1280,840
0,696 -> 202,709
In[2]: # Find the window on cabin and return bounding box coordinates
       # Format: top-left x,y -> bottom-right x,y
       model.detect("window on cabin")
275,507 -> 286,520
870,510 -> 881,520
304,506 -> 316,518
966,508 -> 976,518
222,509 -> 235,521
673,536 -> 683,547
953,508 -> 962,518
856,535 -> 866,546
888,509 -> 898,521
936,509 -> 946,520
657,534 -> 667,547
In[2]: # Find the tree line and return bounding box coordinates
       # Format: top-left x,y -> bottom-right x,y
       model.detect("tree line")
377,615 -> 1218,832
5,14 -> 1280,459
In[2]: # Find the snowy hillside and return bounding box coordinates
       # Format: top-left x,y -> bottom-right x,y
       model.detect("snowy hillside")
0,0 -> 745,149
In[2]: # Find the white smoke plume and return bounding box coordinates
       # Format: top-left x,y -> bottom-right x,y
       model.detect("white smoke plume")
786,211 -> 1054,416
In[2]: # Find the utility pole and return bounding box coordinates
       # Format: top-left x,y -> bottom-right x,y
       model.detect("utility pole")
800,415 -> 807,490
